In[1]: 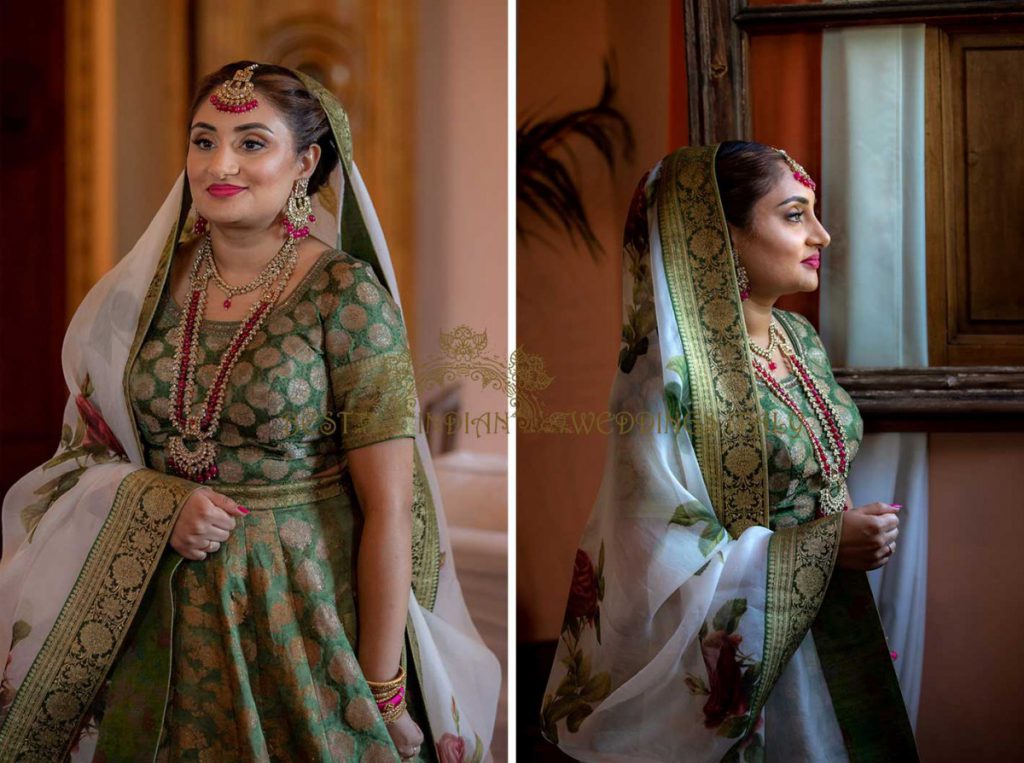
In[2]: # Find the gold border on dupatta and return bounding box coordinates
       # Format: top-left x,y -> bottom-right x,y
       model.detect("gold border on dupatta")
655,146 -> 769,537
750,510 -> 842,721
0,470 -> 196,761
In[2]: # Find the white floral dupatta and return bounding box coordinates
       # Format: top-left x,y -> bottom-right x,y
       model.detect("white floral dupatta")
541,147 -> 916,762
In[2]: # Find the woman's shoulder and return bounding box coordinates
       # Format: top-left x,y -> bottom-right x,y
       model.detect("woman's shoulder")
318,250 -> 390,294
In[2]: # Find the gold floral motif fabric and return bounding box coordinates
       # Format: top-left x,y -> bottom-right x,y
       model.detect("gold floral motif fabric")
164,487 -> 428,761
129,249 -> 417,485
125,248 -> 426,761
759,310 -> 864,530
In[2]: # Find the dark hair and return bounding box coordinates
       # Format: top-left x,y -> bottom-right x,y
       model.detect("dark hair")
189,61 -> 340,194
714,141 -> 788,230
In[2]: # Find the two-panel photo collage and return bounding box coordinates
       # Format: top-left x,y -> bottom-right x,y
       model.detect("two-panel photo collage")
2,1 -> 1022,761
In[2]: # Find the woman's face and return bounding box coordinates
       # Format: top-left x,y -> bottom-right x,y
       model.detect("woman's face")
187,95 -> 319,233
728,167 -> 831,300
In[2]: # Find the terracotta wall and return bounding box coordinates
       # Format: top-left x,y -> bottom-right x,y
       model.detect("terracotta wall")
516,0 -> 670,640
917,432 -> 1024,760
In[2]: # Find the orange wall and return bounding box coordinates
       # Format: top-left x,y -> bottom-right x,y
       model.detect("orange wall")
516,0 -> 671,640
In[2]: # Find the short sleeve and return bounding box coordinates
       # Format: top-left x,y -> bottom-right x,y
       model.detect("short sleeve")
322,256 -> 417,451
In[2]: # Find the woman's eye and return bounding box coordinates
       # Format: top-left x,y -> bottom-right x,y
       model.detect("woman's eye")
787,210 -> 804,222
191,137 -> 213,150
242,139 -> 266,151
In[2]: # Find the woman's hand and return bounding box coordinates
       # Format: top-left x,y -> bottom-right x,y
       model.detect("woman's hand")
386,712 -> 424,760
836,502 -> 900,571
169,487 -> 248,560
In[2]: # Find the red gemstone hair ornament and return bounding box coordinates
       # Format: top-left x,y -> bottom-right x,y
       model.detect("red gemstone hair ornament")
209,64 -> 259,114
772,146 -> 817,192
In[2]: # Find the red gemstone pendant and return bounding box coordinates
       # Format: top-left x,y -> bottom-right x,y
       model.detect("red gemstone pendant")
768,361 -> 777,370
223,299 -> 231,309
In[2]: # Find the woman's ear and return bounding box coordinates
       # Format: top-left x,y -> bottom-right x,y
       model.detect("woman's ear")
298,143 -> 322,179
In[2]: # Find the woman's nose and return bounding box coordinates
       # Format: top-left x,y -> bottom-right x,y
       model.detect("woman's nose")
208,147 -> 239,178
811,220 -> 831,249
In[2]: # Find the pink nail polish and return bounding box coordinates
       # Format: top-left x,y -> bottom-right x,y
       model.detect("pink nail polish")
891,503 -> 903,509
238,505 -> 250,515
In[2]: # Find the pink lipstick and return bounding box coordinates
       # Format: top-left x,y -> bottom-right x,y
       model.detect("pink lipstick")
207,184 -> 246,198
802,253 -> 821,269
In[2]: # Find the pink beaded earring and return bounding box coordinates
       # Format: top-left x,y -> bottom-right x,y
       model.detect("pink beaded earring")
732,247 -> 751,301
192,214 -> 208,236
282,177 -> 315,239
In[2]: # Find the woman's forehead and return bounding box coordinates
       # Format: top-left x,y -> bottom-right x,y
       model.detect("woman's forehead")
190,99 -> 289,133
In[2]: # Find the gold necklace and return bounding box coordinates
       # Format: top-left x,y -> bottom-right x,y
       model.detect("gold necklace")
747,320 -> 781,370
208,244 -> 295,309
166,234 -> 298,482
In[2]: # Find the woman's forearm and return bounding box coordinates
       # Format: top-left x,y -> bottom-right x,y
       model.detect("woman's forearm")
346,437 -> 416,683
356,504 -> 412,682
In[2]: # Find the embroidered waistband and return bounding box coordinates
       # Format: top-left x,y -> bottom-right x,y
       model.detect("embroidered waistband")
215,475 -> 345,510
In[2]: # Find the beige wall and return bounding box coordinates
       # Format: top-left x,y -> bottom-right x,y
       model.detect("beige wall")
516,0 -> 670,640
416,0 -> 508,457
113,1 -> 189,262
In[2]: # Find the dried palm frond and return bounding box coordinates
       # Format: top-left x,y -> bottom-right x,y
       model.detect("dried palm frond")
517,61 -> 635,258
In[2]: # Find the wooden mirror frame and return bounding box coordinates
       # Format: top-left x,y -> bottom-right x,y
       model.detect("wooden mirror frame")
682,0 -> 1024,430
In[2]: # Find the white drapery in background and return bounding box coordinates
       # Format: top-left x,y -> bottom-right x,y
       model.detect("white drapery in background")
820,24 -> 928,728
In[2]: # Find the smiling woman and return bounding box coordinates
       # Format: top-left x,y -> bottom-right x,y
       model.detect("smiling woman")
0,61 -> 499,762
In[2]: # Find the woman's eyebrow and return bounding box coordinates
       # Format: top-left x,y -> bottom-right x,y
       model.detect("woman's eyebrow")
188,122 -> 274,133
776,195 -> 810,206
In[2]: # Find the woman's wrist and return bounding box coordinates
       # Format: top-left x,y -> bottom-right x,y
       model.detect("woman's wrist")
366,664 -> 408,723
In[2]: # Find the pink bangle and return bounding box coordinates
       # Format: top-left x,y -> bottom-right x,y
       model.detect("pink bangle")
377,685 -> 405,711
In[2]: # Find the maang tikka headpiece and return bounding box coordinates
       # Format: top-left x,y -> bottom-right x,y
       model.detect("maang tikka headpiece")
210,64 -> 259,114
772,146 -> 816,192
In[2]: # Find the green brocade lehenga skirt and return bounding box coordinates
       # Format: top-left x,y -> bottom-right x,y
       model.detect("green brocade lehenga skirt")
96,476 -> 433,763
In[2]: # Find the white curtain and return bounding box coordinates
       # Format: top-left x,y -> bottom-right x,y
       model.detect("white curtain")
820,24 -> 928,728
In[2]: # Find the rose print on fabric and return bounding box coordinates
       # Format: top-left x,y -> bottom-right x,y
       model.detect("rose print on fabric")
20,374 -> 128,541
685,598 -> 763,743
540,540 -> 612,744
436,696 -> 484,763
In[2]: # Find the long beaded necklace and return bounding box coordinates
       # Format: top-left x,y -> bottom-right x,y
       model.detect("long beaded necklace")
750,321 -> 849,516
166,234 -> 298,482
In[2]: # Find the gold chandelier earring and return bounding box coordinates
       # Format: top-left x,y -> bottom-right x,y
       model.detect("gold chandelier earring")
282,177 -> 315,239
732,247 -> 751,301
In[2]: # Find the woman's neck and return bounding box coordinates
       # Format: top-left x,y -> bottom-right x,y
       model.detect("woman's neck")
742,297 -> 776,346
209,223 -> 288,277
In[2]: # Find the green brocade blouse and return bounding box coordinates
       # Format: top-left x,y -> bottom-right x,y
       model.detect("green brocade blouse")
131,248 -> 418,483
122,249 -> 430,762
760,310 -> 863,530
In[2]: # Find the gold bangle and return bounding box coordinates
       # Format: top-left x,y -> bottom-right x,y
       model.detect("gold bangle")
367,665 -> 406,698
